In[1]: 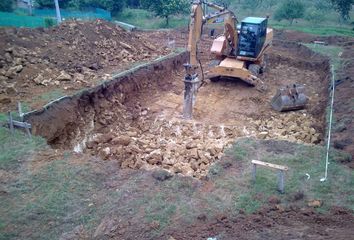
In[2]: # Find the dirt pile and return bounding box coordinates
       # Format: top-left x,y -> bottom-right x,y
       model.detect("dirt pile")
0,19 -> 170,111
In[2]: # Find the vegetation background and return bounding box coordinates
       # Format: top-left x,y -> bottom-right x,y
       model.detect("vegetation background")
0,0 -> 353,34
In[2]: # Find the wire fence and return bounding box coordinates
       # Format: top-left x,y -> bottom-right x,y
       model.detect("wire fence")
0,7 -> 111,28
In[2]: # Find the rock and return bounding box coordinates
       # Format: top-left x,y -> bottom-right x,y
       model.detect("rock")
33,74 -> 45,85
73,73 -> 85,82
0,95 -> 11,104
112,136 -> 131,146
97,133 -> 114,144
99,147 -> 111,160
258,131 -> 268,139
180,163 -> 194,177
162,155 -> 176,165
5,84 -> 17,95
57,71 -> 72,81
307,199 -> 322,208
147,149 -> 163,165
151,169 -> 173,181
6,65 -> 23,77
4,52 -> 12,63
189,148 -> 199,159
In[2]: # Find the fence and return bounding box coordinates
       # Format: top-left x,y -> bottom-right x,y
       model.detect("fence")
0,7 -> 111,28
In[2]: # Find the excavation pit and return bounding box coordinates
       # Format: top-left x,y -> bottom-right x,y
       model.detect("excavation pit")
24,40 -> 331,178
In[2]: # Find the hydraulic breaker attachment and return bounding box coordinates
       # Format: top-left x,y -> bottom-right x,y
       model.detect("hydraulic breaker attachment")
271,84 -> 308,112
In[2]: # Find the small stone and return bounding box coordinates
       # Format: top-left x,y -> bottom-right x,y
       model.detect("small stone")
57,71 -> 72,81
307,199 -> 322,208
258,131 -> 268,139
0,95 -> 11,104
112,136 -> 131,146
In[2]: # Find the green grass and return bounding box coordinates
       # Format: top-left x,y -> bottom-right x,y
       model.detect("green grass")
0,127 -> 46,171
270,22 -> 354,37
114,8 -> 188,29
303,44 -> 343,71
223,139 -> 354,213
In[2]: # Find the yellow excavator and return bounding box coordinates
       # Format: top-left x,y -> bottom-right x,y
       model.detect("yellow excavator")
187,0 -> 273,90
182,1 -> 307,119
183,0 -> 273,118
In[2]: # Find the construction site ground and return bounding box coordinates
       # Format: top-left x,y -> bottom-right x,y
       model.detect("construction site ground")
0,21 -> 353,239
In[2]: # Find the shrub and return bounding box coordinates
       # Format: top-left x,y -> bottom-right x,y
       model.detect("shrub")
0,0 -> 15,12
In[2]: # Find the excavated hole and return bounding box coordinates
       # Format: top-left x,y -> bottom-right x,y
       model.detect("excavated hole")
29,41 -> 331,178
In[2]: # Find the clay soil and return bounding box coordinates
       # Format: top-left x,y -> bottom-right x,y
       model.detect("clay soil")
0,21 -> 353,239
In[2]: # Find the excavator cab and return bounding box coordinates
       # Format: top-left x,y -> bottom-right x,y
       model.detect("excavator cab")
238,17 -> 268,58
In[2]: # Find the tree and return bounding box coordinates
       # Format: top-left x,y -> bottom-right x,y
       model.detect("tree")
36,0 -> 71,9
274,0 -> 305,25
330,0 -> 354,20
305,7 -> 325,25
0,0 -> 15,12
141,0 -> 189,26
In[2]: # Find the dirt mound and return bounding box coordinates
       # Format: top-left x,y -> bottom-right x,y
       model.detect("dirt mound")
0,20 -> 170,111
163,206 -> 354,240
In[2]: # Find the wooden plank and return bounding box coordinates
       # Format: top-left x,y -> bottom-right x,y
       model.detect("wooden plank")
251,160 -> 288,171
12,120 -> 31,129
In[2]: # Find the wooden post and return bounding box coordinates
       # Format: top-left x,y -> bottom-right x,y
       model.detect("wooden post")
8,112 -> 14,134
251,160 -> 288,194
277,170 -> 285,193
18,102 -> 23,121
252,164 -> 257,183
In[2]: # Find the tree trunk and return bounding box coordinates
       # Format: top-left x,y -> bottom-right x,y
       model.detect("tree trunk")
290,19 -> 294,25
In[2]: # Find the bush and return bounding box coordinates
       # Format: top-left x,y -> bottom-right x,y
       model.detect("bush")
44,17 -> 56,27
0,0 -> 15,12
305,7 -> 325,25
274,0 -> 305,25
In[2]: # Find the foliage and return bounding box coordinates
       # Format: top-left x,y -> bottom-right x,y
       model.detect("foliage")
0,0 -> 15,12
305,7 -> 326,25
35,0 -> 71,9
330,0 -> 354,20
44,17 -> 56,27
36,0 -> 124,14
141,0 -> 189,26
314,0 -> 333,11
242,0 -> 262,10
274,0 -> 305,25
213,0 -> 232,8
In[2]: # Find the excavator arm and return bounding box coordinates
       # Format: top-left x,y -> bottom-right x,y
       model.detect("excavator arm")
187,0 -> 238,67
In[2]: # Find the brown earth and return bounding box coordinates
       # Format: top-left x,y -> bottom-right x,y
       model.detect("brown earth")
0,20 -> 170,111
274,30 -> 354,167
23,35 -> 330,179
0,22 -> 353,239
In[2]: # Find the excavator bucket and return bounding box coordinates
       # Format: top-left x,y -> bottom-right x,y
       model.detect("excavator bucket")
271,84 -> 308,112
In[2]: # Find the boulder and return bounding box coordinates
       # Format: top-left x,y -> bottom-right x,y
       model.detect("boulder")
112,136 -> 131,146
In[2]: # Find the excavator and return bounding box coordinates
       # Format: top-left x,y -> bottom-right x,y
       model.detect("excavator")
182,0 -> 307,119
187,0 -> 273,90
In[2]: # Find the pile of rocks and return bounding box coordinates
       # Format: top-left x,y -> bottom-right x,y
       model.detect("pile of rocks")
252,112 -> 321,144
85,113 -> 242,178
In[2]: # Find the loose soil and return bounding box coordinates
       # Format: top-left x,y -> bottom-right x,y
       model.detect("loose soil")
0,20 -> 170,111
